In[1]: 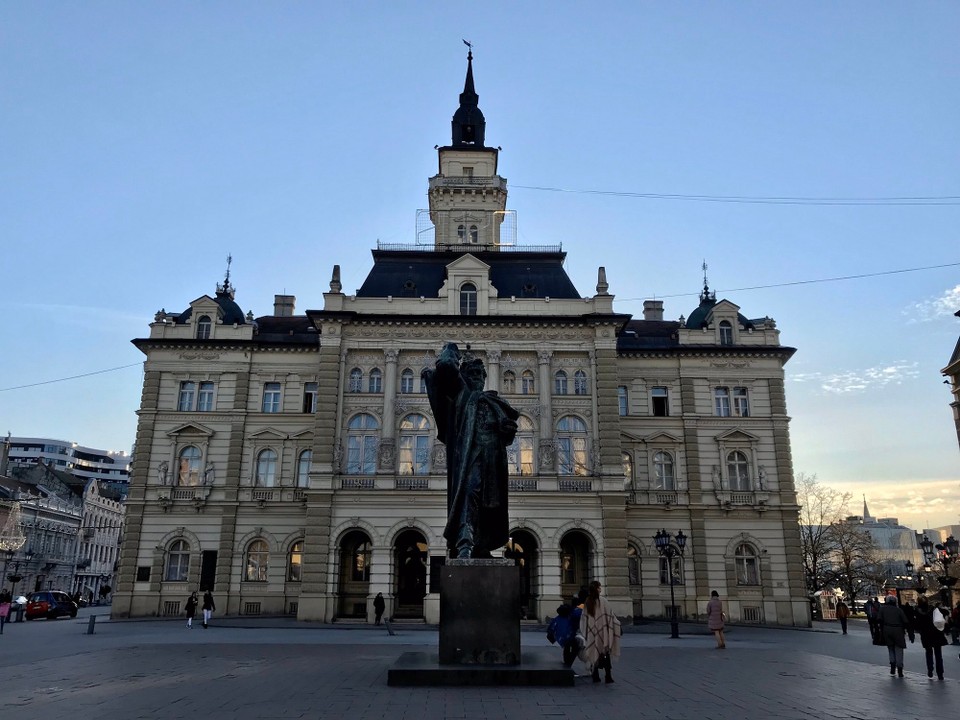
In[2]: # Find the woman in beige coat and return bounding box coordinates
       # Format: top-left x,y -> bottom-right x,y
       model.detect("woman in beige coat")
582,580 -> 622,683
706,590 -> 726,648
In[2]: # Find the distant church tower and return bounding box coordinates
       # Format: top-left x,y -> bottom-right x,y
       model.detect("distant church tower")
428,49 -> 508,249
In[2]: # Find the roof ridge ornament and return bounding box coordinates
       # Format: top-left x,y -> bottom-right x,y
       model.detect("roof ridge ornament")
700,260 -> 715,303
217,254 -> 235,299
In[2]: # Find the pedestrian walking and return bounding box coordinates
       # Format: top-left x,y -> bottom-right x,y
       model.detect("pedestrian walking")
706,590 -> 726,649
581,580 -> 621,683
865,597 -> 881,644
878,595 -> 913,677
835,599 -> 850,635
373,592 -> 385,625
185,592 -> 198,629
201,590 -> 215,629
912,596 -> 948,680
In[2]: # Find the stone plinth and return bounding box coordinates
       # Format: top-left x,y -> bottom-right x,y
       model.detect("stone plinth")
439,558 -> 520,665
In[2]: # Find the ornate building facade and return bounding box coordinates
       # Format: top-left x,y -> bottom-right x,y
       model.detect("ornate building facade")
113,53 -> 809,626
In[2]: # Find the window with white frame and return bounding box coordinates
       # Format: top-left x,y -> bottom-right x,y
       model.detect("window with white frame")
178,446 -> 202,486
574,370 -> 588,395
419,373 -> 427,394
245,539 -> 269,582
727,450 -> 751,491
346,414 -> 379,474
507,415 -> 535,476
256,449 -> 278,486
302,382 -> 318,413
399,413 -> 431,475
348,368 -> 363,393
719,320 -> 733,345
503,371 -> 516,394
460,283 -> 478,315
368,368 -> 382,394
165,539 -> 190,581
262,382 -> 282,413
659,554 -> 684,585
735,543 -> 760,585
400,369 -> 414,394
714,387 -> 731,417
554,370 -> 568,395
196,315 -> 212,340
296,450 -> 311,488
557,415 -> 589,476
178,381 -> 214,411
653,451 -> 675,490
521,370 -> 535,395
733,387 -> 749,417
197,382 -> 215,411
468,224 -> 479,243
457,224 -> 466,241
617,386 -> 628,416
287,540 -> 303,582
177,382 -> 196,411
651,386 -> 669,416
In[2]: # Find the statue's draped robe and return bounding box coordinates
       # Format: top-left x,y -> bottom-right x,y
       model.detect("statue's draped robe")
423,350 -> 519,555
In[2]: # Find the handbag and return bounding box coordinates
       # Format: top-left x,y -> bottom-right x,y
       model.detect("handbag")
933,608 -> 947,632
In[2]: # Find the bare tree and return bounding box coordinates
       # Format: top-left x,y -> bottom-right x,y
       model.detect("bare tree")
797,473 -> 851,592
824,519 -> 884,601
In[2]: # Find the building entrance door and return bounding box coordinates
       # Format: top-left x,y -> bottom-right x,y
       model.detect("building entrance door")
393,529 -> 427,618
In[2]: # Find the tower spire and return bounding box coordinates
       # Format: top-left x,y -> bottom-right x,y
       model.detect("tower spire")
862,494 -> 873,522
451,42 -> 485,147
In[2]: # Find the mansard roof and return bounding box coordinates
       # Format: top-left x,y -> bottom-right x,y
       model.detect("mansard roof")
356,249 -> 581,299
617,319 -> 681,350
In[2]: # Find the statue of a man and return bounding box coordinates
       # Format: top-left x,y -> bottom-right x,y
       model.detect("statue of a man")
422,342 -> 519,559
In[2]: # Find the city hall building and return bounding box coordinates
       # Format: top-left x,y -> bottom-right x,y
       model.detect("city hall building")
113,53 -> 809,626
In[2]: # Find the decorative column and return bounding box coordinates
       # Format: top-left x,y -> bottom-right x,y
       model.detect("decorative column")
379,349 -> 398,471
486,349 -> 501,392
537,350 -> 554,471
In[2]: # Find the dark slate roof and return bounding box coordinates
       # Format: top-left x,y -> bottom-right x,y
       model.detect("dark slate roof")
176,286 -> 247,326
356,250 -> 582,299
253,315 -> 319,345
617,320 -> 681,351
685,292 -> 753,330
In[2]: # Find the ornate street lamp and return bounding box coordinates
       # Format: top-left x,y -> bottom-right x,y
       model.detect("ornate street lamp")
653,529 -> 687,639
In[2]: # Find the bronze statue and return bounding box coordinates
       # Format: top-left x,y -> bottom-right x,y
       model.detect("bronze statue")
423,343 -> 519,558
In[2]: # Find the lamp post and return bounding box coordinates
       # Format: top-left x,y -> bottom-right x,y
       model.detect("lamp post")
7,549 -> 33,603
653,528 -> 687,639
921,534 -> 960,606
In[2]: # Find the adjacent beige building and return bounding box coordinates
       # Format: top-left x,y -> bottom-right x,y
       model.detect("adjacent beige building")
113,52 -> 809,626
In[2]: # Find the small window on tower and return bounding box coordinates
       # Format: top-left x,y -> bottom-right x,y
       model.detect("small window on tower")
463,166 -> 474,177
463,125 -> 475,143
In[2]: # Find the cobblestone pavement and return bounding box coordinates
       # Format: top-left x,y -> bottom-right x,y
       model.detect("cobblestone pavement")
0,612 -> 956,719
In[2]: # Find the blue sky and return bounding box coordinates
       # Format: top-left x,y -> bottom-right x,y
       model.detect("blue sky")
2,2 -> 958,529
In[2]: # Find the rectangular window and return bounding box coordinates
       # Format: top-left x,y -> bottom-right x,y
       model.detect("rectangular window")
617,386 -> 628,416
651,386 -> 669,416
197,382 -> 215,412
177,382 -> 196,411
557,437 -> 588,476
733,387 -> 749,417
302,382 -> 318,413
262,382 -> 282,413
714,387 -> 731,417
737,557 -> 760,586
347,436 -> 377,475
659,556 -> 684,585
398,435 -> 430,475
136,566 -> 151,582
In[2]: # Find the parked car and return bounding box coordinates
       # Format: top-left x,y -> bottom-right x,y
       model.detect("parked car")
25,591 -> 78,620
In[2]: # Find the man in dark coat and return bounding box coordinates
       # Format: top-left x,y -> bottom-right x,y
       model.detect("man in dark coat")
423,342 -> 519,558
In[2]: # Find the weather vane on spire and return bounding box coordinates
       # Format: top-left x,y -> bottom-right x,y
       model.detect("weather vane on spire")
218,253 -> 235,297
463,38 -> 473,58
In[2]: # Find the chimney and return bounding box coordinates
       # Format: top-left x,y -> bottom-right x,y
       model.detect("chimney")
273,295 -> 296,317
643,300 -> 664,321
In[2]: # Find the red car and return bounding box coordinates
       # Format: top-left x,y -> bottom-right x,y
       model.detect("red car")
25,591 -> 78,620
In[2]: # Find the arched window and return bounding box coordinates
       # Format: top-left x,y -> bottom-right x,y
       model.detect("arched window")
554,370 -> 568,395
165,539 -> 190,581
460,283 -> 477,316
256,449 -> 278,487
178,446 -> 202,486
557,415 -> 588,476
196,315 -> 212,340
400,368 -> 414,394
296,450 -> 312,488
368,368 -> 382,393
735,543 -> 760,585
574,370 -> 588,395
502,370 -> 516,394
399,413 -> 431,475
727,450 -> 751,491
349,368 -> 363,393
521,370 -> 535,395
245,539 -> 269,582
719,320 -> 733,345
560,531 -> 591,600
347,413 -> 379,474
350,536 -> 372,581
627,544 -> 641,587
457,224 -> 466,242
507,415 -> 536,476
468,225 -> 479,243
622,452 -> 633,486
653,451 -> 675,490
287,540 -> 303,582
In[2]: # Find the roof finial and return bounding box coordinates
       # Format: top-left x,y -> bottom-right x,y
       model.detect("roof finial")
699,260 -> 714,302
217,253 -> 235,298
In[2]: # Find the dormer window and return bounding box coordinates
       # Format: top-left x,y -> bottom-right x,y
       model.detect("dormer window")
197,315 -> 212,340
460,283 -> 477,315
719,321 -> 733,345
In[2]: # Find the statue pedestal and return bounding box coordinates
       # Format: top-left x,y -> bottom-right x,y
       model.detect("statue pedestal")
439,558 -> 520,665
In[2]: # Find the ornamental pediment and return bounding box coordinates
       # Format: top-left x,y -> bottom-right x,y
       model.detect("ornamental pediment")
166,422 -> 215,438
714,428 -> 759,442
248,427 -> 287,440
642,431 -> 683,444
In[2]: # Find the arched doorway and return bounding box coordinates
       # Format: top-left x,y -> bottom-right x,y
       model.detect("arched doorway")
337,530 -> 372,618
393,529 -> 428,618
505,530 -> 539,620
559,531 -> 592,603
